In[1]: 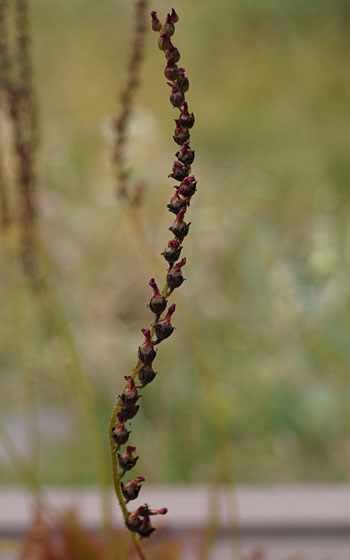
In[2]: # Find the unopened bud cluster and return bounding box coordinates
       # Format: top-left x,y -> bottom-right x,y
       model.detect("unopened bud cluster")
110,8 -> 197,541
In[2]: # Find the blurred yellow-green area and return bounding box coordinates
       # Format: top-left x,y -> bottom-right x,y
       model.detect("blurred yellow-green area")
1,0 -> 350,487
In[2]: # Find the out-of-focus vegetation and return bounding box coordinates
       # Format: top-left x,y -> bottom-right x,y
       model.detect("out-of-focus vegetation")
1,0 -> 350,486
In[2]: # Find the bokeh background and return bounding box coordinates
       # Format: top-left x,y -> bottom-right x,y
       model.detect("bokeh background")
1,0 -> 350,488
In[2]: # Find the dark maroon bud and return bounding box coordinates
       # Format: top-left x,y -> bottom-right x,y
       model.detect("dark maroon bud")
178,101 -> 195,129
138,364 -> 157,387
121,401 -> 139,421
118,445 -> 139,474
167,83 -> 185,108
167,190 -> 188,214
122,376 -> 139,405
164,58 -> 179,81
158,32 -> 169,51
121,476 -> 145,503
169,160 -> 189,182
167,258 -> 186,291
150,11 -> 162,32
173,119 -> 190,146
176,68 -> 189,93
162,239 -> 182,264
169,8 -> 179,24
162,13 -> 175,36
126,510 -> 142,532
112,412 -> 130,447
169,207 -> 191,240
138,328 -> 156,364
138,517 -> 155,538
166,38 -> 180,63
176,141 -> 195,165
179,175 -> 197,197
149,278 -> 167,316
154,304 -> 176,343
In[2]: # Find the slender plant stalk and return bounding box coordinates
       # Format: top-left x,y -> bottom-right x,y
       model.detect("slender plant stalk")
113,0 -> 148,204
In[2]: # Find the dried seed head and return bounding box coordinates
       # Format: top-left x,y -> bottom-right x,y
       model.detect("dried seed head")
112,412 -> 130,447
176,141 -> 195,165
138,328 -> 156,364
158,32 -> 169,51
166,258 -> 186,291
121,476 -> 145,503
122,376 -> 139,405
166,38 -> 180,63
138,364 -> 157,387
164,58 -> 179,81
176,68 -> 189,93
178,102 -> 195,129
169,160 -> 189,182
167,191 -> 188,215
169,207 -> 191,240
162,239 -> 182,264
179,175 -> 197,197
167,83 -> 185,108
151,11 -> 162,32
118,445 -> 139,473
149,278 -> 167,316
155,304 -> 176,343
173,119 -> 190,146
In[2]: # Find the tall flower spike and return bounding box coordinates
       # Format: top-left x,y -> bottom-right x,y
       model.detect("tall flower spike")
109,10 -> 198,552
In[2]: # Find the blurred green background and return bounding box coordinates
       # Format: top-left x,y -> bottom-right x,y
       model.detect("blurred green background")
1,0 -> 350,487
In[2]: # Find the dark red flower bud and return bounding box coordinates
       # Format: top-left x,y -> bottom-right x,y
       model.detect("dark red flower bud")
169,160 -> 189,182
138,328 -> 156,364
166,38 -> 180,63
138,504 -> 168,517
168,83 -> 185,108
179,175 -> 197,197
169,207 -> 191,240
149,278 -> 167,316
112,412 -> 130,447
150,11 -> 162,32
176,141 -> 195,165
138,516 -> 155,538
118,445 -> 138,474
121,401 -> 139,420
176,68 -> 189,93
166,258 -> 186,291
121,476 -> 145,503
164,58 -> 179,81
162,239 -> 182,264
178,102 -> 195,129
155,304 -> 176,343
167,190 -> 188,214
126,510 -> 142,532
169,8 -> 179,24
173,119 -> 190,146
138,364 -> 157,387
162,13 -> 175,36
158,32 -> 169,51
122,376 -> 139,405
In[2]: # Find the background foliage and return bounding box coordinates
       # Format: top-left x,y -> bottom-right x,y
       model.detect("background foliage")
1,0 -> 349,486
